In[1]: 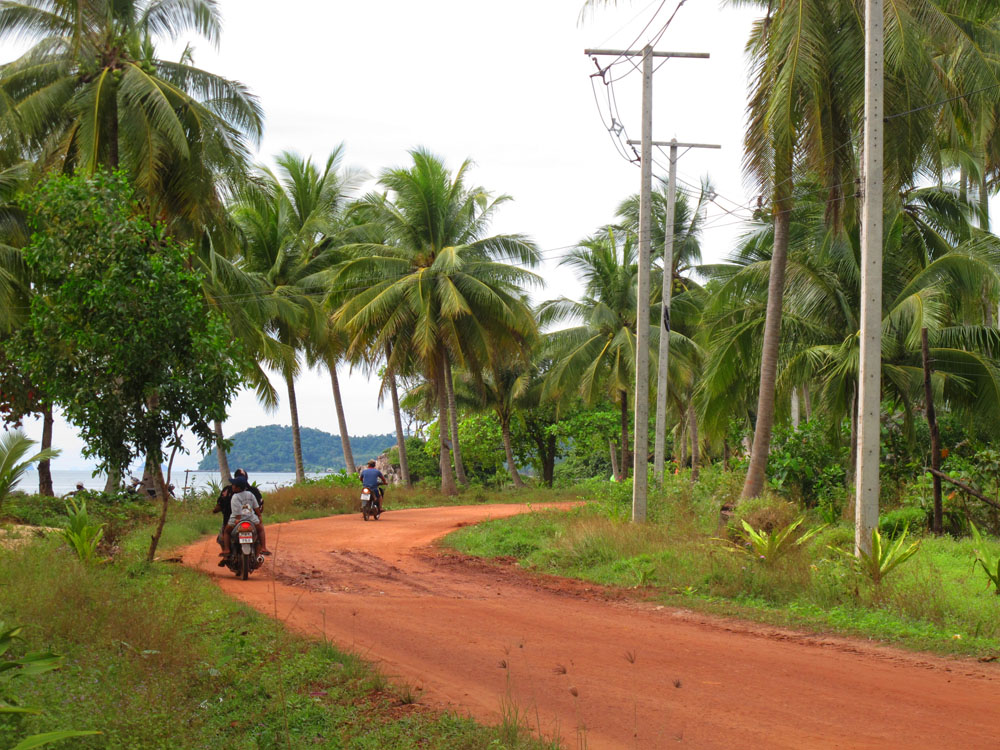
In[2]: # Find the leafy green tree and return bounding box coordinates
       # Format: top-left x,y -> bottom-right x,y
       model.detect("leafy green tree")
0,0 -> 263,227
333,148 -> 539,495
6,171 -> 238,560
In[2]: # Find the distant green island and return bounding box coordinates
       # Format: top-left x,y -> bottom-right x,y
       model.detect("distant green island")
198,425 -> 396,472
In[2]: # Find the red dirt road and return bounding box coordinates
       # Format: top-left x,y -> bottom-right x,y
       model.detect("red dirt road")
181,504 -> 1000,749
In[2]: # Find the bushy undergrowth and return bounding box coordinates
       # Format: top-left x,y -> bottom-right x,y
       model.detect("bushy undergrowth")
446,466 -> 1000,656
0,535 -> 556,749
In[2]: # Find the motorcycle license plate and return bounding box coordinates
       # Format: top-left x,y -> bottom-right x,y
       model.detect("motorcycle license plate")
238,533 -> 253,544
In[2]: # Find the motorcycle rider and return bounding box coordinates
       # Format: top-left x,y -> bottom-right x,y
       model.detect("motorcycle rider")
213,469 -> 263,542
359,459 -> 387,514
219,475 -> 270,557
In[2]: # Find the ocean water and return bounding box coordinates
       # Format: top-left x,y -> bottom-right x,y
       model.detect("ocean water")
24,469 -> 322,497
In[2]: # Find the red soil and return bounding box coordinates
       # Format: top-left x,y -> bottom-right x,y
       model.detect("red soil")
180,503 -> 1000,749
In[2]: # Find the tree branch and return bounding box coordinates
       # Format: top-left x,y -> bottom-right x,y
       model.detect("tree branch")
926,468 -> 1000,511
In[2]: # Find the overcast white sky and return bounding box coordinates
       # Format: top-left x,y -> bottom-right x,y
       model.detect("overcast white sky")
15,0 -> 765,470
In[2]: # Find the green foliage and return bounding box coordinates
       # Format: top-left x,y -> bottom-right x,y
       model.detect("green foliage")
879,506 -> 928,538
550,405 -> 621,481
387,436 -> 440,482
0,431 -> 59,511
767,419 -> 847,506
7,172 -> 239,471
197,425 -> 396,472
834,527 -> 921,586
0,624 -> 100,748
732,518 -> 826,565
59,499 -> 104,564
969,522 -> 1000,595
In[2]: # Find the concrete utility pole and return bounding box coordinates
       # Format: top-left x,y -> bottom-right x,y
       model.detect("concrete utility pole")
583,48 -> 710,522
856,0 -> 883,555
630,139 -> 720,481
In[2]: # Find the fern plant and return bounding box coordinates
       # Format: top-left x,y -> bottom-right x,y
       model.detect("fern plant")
969,522 -> 1000,595
59,499 -> 104,563
732,517 -> 825,565
834,527 -> 920,585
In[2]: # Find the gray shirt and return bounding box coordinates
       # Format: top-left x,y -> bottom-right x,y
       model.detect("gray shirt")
230,490 -> 260,524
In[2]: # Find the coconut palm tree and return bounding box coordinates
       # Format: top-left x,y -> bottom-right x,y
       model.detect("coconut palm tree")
0,0 -> 262,228
331,148 -> 540,495
540,228 -> 696,478
232,149 -> 360,483
0,429 -> 59,510
730,0 -> 1000,499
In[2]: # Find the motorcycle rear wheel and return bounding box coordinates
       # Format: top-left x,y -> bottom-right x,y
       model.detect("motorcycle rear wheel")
240,552 -> 250,580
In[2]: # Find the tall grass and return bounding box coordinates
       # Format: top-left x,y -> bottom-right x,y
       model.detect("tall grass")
0,534 -> 559,749
446,466 -> 1000,657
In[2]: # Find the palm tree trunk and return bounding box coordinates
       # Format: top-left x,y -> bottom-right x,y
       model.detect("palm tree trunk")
328,361 -> 355,472
846,389 -> 858,489
791,387 -> 801,430
921,328 -> 943,535
723,437 -> 731,472
501,416 -> 525,488
543,433 -> 556,486
284,369 -> 305,484
214,420 -> 232,484
437,352 -> 458,495
688,400 -> 700,482
609,439 -> 620,480
802,383 -> 813,421
619,390 -> 629,480
445,363 -> 468,485
37,405 -> 54,496
742,200 -> 792,499
388,367 -> 411,487
679,418 -> 688,469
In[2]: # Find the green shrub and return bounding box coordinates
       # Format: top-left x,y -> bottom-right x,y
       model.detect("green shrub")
879,506 -> 928,538
834,527 -> 921,586
970,522 -> 1000,595
731,517 -> 826,565
730,495 -> 799,536
59,499 -> 104,563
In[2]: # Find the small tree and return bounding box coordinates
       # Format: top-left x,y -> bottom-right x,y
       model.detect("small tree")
7,172 -> 239,560
0,430 -> 60,511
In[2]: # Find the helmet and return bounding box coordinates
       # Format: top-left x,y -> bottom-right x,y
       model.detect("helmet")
234,468 -> 248,479
232,476 -> 249,491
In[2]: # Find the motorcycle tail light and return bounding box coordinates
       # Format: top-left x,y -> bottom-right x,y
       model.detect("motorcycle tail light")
238,522 -> 253,531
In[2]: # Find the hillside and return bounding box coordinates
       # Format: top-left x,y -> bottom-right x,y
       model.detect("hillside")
198,425 -> 396,472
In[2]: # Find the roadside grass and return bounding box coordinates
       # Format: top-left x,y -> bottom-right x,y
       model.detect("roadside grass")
0,480 -> 583,749
3,483 -> 586,560
445,468 -> 1000,659
0,533 -> 558,749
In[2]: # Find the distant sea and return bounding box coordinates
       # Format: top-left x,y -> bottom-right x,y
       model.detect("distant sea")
29,469 -> 324,497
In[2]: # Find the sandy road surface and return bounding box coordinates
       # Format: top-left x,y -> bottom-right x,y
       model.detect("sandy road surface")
181,504 -> 1000,749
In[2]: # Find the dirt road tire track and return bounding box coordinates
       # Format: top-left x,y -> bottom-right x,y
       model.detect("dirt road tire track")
181,503 -> 1000,749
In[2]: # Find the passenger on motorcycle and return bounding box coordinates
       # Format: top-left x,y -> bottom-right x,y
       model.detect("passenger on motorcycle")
213,469 -> 262,538
359,460 -> 386,513
219,475 -> 271,557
